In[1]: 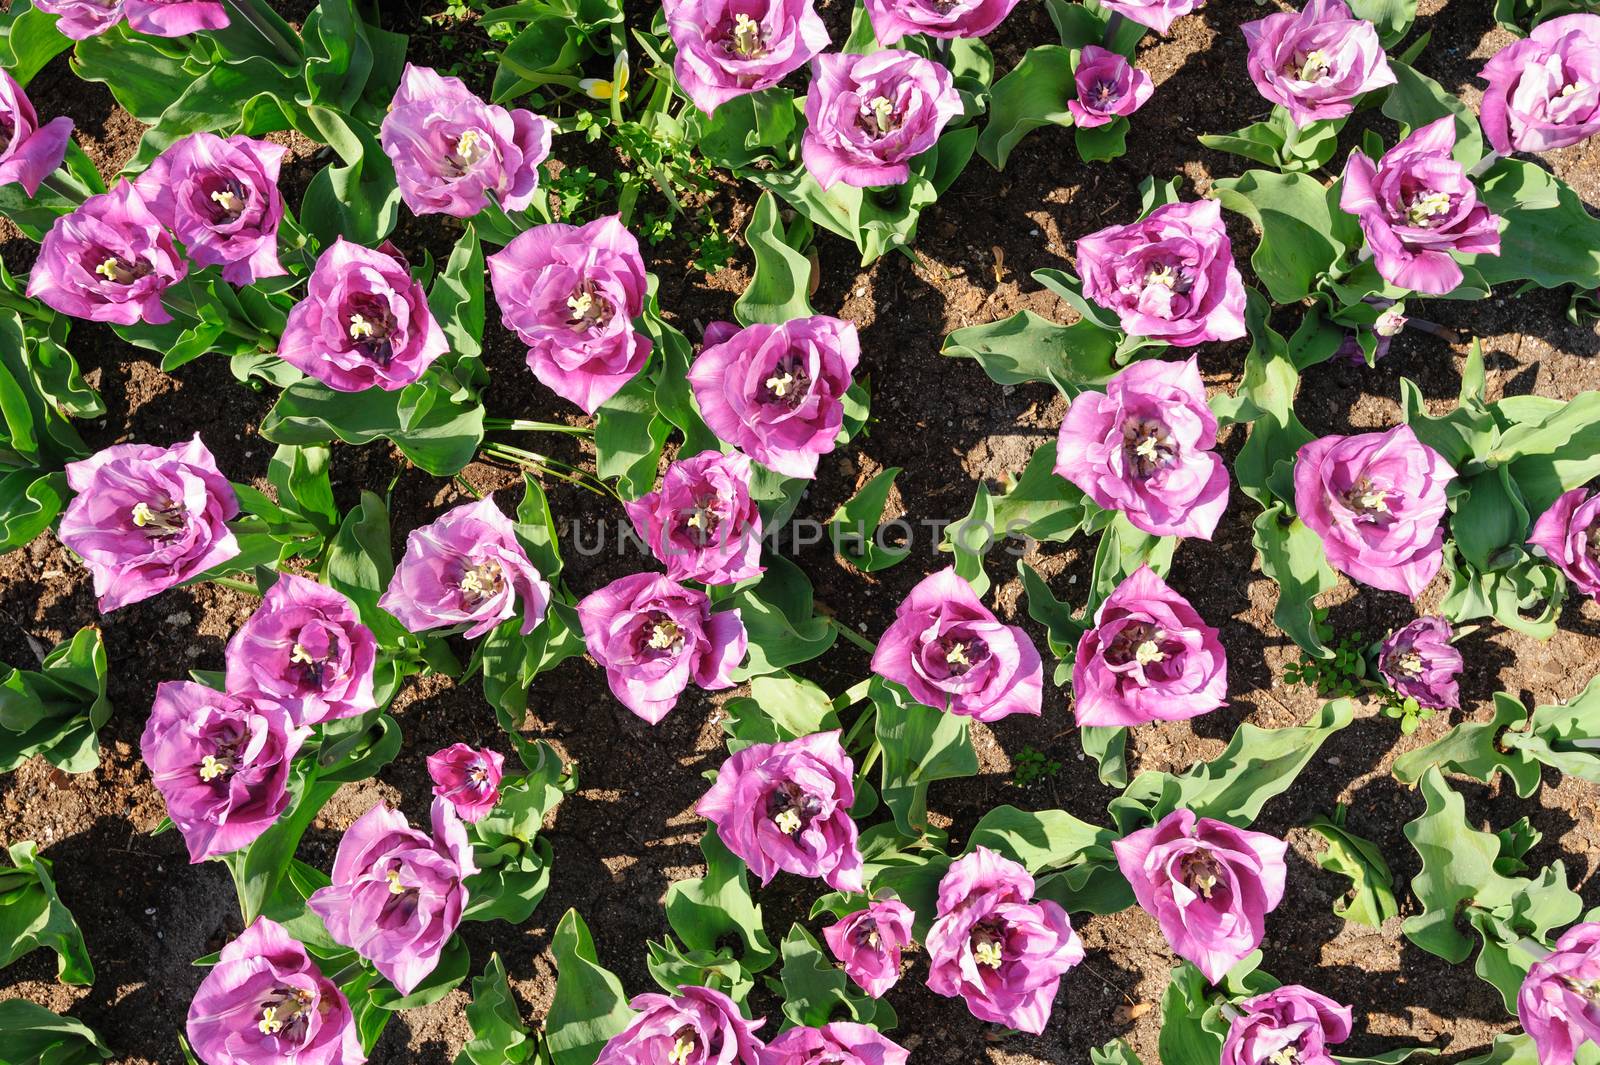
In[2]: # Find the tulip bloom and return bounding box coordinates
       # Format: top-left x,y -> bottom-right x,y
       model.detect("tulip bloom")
382,64 -> 554,219
379,496 -> 551,639
1529,486 -> 1600,599
759,1024 -> 908,1065
278,238 -> 449,393
664,0 -> 829,115
1100,0 -> 1205,35
822,898 -> 915,998
0,70 -> 72,196
58,435 -> 240,613
488,214 -> 652,414
595,985 -> 765,1065
1293,424 -> 1453,599
1340,116 -> 1502,295
125,0 -> 227,36
142,681 -> 308,863
872,568 -> 1043,722
1114,808 -> 1287,983
28,181 -> 186,325
224,573 -> 378,728
34,0 -> 126,39
1222,985 -> 1353,1065
1055,357 -> 1229,540
800,50 -> 963,191
624,450 -> 764,586
687,317 -> 859,480
426,743 -> 506,824
1519,923 -> 1600,1065
186,918 -> 364,1065
136,132 -> 286,286
1480,15 -> 1600,155
1378,616 -> 1462,710
577,572 -> 746,724
1068,47 -> 1154,128
308,800 -> 476,996
1073,565 -> 1227,728
865,0 -> 1021,43
1242,0 -> 1395,126
698,730 -> 864,892
1076,199 -> 1247,348
925,847 -> 1084,1034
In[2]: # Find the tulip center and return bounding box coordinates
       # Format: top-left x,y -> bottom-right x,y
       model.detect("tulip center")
451,128 -> 490,173
1405,190 -> 1454,227
288,630 -> 339,689
1122,417 -> 1177,477
131,499 -> 187,540
198,753 -> 233,781
1294,49 -> 1332,82
760,359 -> 810,408
1177,850 -> 1223,899
1395,650 -> 1424,678
970,920 -> 1005,969
767,779 -> 822,836
205,177 -> 249,223
861,95 -> 899,137
460,558 -> 506,604
668,1029 -> 699,1065
0,115 -> 12,155
679,498 -> 722,544
566,283 -> 613,331
386,868 -> 408,895
1268,1049 -> 1299,1065
1092,80 -> 1119,107
1587,527 -> 1600,563
852,917 -> 883,950
1341,477 -> 1392,518
345,297 -> 398,365
1107,622 -> 1170,679
91,254 -> 149,285
644,615 -> 687,655
255,987 -> 313,1042
727,13 -> 766,58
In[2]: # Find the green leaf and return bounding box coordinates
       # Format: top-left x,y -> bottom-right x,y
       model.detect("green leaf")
1252,505 -> 1339,658
1087,511 -> 1176,616
1392,691 -> 1540,797
728,554 -> 836,679
1081,725 -> 1129,787
1157,962 -> 1226,1065
1308,806 -> 1400,927
1507,675 -> 1600,785
428,224 -> 487,368
1473,159 -> 1600,290
0,841 -> 94,985
776,923 -> 889,1028
299,105 -> 401,245
261,378 -> 484,476
1091,1039 -> 1145,1065
1214,171 -> 1361,304
0,626 -> 111,775
747,674 -> 838,739
1075,117 -> 1128,163
977,44 -> 1074,170
0,3 -> 72,87
222,762 -> 340,924
828,466 -> 910,572
1347,0 -> 1418,46
1381,61 -> 1484,165
874,677 -> 979,836
962,805 -> 1116,875
594,372 -> 668,499
546,909 -> 634,1065
1439,542 -> 1564,639
70,23 -> 191,122
454,954 -> 533,1065
735,191 -> 815,326
941,310 -> 1117,387
0,1000 -> 111,1064
1450,466 -> 1529,571
369,934 -> 471,1009
664,831 -> 776,972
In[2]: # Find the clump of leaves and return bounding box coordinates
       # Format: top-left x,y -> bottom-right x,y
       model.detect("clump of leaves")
1282,626 -> 1368,698
1011,746 -> 1061,788
1379,691 -> 1435,736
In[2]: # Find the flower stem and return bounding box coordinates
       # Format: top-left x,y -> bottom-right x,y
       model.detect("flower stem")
841,702 -> 877,750
1278,110 -> 1302,165
221,0 -> 302,67
858,738 -> 884,778
1518,936 -> 1553,960
485,418 -> 594,436
39,170 -> 86,206
827,616 -> 878,655
832,676 -> 875,713
1467,150 -> 1503,180
210,575 -> 263,596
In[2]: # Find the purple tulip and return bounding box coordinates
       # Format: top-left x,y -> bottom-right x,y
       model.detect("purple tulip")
378,496 -> 551,639
125,0 -> 227,36
487,214 -> 652,414
1068,46 -> 1154,128
758,1024 -> 908,1065
663,0 -> 830,115
277,238 -> 449,393
0,70 -> 72,196
1054,356 -> 1229,540
142,681 -> 308,864
594,985 -> 764,1065
1242,0 -> 1396,127
1340,116 -> 1502,295
864,0 -> 1021,43
924,847 -> 1084,1034
186,917 -> 364,1065
1072,565 -> 1227,728
697,730 -> 864,892
1293,424 -> 1453,600
687,317 -> 859,480
1529,486 -> 1600,599
871,568 -> 1043,722
821,898 -> 915,998
1222,985 -> 1353,1065
800,50 -> 963,191
1480,15 -> 1600,155
1378,616 -> 1462,710
1519,923 -> 1600,1065
224,573 -> 378,728
135,132 -> 286,286
1114,808 -> 1287,984
382,63 -> 554,219
576,572 -> 746,724
308,799 -> 476,997
1100,0 -> 1205,35
27,181 -> 186,325
426,743 -> 506,824
34,0 -> 126,39
623,450 -> 765,586
1076,199 -> 1247,348
58,435 -> 241,613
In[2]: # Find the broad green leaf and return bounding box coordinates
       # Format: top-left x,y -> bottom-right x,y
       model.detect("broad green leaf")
594,373 -> 669,499
829,467 -> 910,572
454,954 -> 533,1065
775,923 -> 889,1028
0,841 -> 94,985
728,554 -> 836,679
1253,505 -> 1338,658
0,626 -> 111,775
1308,806 -> 1400,927
962,805 -> 1116,874
262,378 -> 484,476
941,310 -> 1117,387
874,677 -> 979,836
546,909 -> 634,1065
1381,61 -> 1484,164
977,44 -> 1074,170
1214,171 -> 1361,304
664,831 -> 776,972
0,1000 -> 111,1064
747,674 -> 838,739
735,191 -> 815,326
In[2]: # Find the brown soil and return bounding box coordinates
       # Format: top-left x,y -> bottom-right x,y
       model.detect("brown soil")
3,0 -> 1599,1062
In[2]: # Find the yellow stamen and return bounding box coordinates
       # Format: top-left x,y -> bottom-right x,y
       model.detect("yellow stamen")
668,1036 -> 696,1065
454,129 -> 484,164
131,502 -> 156,527
1145,264 -> 1177,288
1134,435 -> 1160,461
1135,639 -> 1165,666
210,189 -> 241,212
866,928 -> 880,948
567,291 -> 594,320
1297,49 -> 1330,81
94,258 -> 120,281
774,808 -> 802,835
974,941 -> 1003,968
648,620 -> 683,651
1194,873 -> 1217,899
290,643 -> 317,665
348,313 -> 375,340
1407,191 -> 1452,226
946,643 -> 971,667
258,1006 -> 283,1035
765,371 -> 795,398
1269,1049 -> 1298,1065
869,95 -> 894,133
199,754 -> 228,782
386,868 -> 407,895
